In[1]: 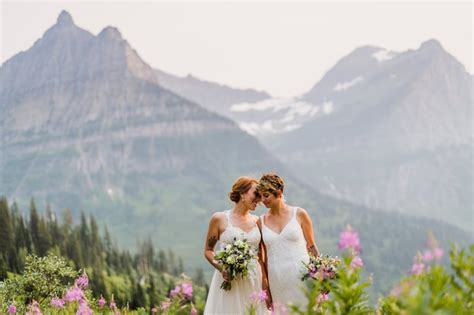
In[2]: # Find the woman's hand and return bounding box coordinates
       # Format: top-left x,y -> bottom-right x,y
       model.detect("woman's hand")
220,267 -> 230,282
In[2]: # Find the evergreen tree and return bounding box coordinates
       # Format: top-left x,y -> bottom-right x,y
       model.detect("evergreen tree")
36,216 -> 52,256
131,281 -> 147,309
89,215 -> 102,269
79,212 -> 91,265
0,198 -> 13,257
29,198 -> 40,254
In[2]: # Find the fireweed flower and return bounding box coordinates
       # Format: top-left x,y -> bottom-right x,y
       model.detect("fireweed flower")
425,233 -> 444,261
98,295 -> 106,308
27,300 -> 42,315
77,300 -> 93,315
151,307 -> 158,314
422,250 -> 434,262
161,301 -> 171,311
75,272 -> 89,289
190,304 -> 198,315
64,287 -> 84,302
350,256 -> 364,268
433,247 -> 444,260
250,290 -> 268,303
170,285 -> 181,298
338,225 -> 361,253
411,254 -> 425,275
181,283 -> 193,299
109,300 -> 117,310
7,304 -> 16,314
51,297 -> 65,308
317,293 -> 329,304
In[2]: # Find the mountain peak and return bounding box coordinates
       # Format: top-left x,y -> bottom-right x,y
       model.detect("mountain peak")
57,10 -> 74,26
98,26 -> 123,41
420,39 -> 444,52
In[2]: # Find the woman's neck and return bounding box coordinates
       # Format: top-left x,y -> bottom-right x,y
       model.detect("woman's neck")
269,199 -> 286,215
233,202 -> 249,216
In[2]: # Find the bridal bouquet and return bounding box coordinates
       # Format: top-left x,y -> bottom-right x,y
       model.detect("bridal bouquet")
301,254 -> 341,283
214,238 -> 258,290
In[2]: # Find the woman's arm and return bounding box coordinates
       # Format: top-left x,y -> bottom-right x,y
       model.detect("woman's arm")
204,213 -> 224,272
298,208 -> 321,257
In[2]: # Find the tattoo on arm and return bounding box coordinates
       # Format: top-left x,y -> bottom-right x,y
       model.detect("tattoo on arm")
308,244 -> 319,256
207,236 -> 218,250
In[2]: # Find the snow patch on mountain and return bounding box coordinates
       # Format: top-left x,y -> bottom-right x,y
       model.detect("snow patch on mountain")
372,49 -> 397,62
333,76 -> 364,91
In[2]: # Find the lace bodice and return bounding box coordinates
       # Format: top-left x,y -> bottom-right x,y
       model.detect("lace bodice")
218,210 -> 261,252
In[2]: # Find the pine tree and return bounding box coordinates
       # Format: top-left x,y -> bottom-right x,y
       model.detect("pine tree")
36,216 -> 52,256
79,212 -> 91,265
29,198 -> 40,254
131,281 -> 147,309
89,215 -> 102,269
147,274 -> 159,309
0,197 -> 13,257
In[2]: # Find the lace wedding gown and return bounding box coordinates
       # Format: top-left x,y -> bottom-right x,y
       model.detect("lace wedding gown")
204,210 -> 267,315
261,207 -> 310,309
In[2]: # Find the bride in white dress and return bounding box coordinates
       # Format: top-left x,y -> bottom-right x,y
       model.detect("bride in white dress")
257,173 -> 320,311
204,176 -> 269,315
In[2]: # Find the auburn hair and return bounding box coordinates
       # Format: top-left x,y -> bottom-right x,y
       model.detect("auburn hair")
228,176 -> 258,203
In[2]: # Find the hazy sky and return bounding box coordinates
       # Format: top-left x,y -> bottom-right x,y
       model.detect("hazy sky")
1,0 -> 472,97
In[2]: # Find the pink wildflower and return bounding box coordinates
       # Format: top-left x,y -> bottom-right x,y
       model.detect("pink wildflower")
98,295 -> 106,308
64,287 -> 84,302
181,283 -> 193,299
109,295 -> 117,310
250,290 -> 268,303
317,293 -> 329,304
422,250 -> 433,262
411,255 -> 425,275
77,300 -> 93,315
338,225 -> 361,253
51,297 -> 65,308
170,286 -> 181,298
7,304 -> 16,314
27,300 -> 42,315
190,304 -> 198,315
161,301 -> 171,311
350,256 -> 364,268
75,272 -> 89,289
433,247 -> 444,260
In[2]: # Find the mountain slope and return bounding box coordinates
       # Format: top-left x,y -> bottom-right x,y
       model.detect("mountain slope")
0,13 -> 471,296
267,40 -> 473,231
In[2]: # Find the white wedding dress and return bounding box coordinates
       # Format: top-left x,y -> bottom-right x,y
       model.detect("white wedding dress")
261,207 -> 310,309
204,210 -> 267,315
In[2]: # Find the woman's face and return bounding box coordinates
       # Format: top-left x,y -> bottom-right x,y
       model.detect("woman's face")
242,182 -> 260,211
261,190 -> 279,209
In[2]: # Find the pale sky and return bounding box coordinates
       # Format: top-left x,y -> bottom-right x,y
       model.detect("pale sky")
1,0 -> 472,97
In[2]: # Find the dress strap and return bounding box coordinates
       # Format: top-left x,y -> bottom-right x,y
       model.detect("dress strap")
292,207 -> 298,219
260,214 -> 266,226
225,210 -> 233,227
